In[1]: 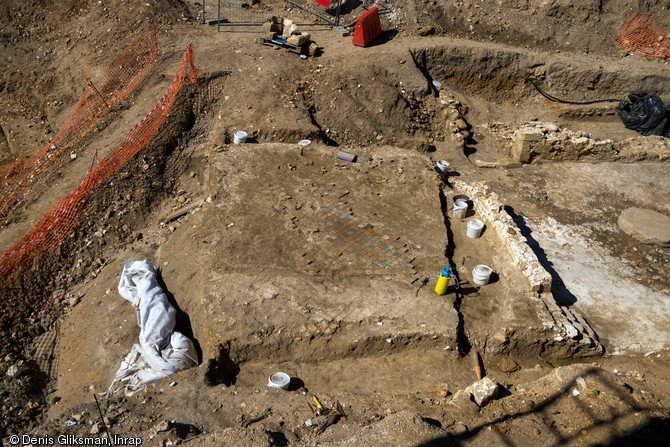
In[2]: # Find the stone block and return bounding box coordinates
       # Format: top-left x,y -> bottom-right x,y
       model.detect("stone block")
618,207 -> 670,247
512,139 -> 533,163
540,293 -> 572,328
262,22 -> 282,33
499,157 -> 523,169
564,322 -> 579,339
513,128 -> 543,163
529,280 -> 542,293
453,119 -> 468,131
517,128 -> 544,142
436,383 -> 450,397
282,20 -> 298,38
569,308 -> 599,341
500,358 -> 520,373
417,25 -> 436,36
287,33 -> 310,47
449,390 -> 479,414
465,377 -> 500,407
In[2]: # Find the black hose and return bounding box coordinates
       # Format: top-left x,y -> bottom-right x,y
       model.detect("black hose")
528,79 -> 621,105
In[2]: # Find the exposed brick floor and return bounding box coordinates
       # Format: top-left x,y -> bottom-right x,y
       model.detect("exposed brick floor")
299,184 -> 418,283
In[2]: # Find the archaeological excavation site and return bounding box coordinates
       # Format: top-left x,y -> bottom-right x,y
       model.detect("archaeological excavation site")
1,0 -> 670,445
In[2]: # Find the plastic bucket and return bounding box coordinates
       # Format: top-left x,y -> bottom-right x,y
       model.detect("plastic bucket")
267,372 -> 290,390
467,219 -> 484,238
453,201 -> 467,219
472,264 -> 492,286
453,194 -> 469,204
233,130 -> 247,144
436,160 -> 450,174
298,139 -> 311,147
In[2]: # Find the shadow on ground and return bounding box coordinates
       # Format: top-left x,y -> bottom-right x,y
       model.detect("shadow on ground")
505,206 -> 579,307
418,367 -> 670,446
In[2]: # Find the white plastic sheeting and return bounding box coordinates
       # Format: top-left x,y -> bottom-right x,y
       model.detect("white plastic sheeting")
108,260 -> 197,396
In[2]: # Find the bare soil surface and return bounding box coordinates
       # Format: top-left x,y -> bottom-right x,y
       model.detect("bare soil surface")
1,0 -> 670,445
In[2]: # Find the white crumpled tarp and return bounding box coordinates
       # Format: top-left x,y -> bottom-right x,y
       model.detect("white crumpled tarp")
108,260 -> 197,396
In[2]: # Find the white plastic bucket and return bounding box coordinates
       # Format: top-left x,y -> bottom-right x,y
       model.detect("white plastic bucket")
267,372 -> 290,390
436,160 -> 450,174
472,264 -> 492,286
233,130 -> 247,144
298,139 -> 311,147
467,219 -> 484,238
453,201 -> 467,219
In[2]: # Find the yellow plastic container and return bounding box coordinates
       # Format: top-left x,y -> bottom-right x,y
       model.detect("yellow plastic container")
434,267 -> 451,295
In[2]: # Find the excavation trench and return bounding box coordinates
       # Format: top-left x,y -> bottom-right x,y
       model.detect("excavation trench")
148,138 -> 604,415
438,185 -> 471,357
411,40 -> 670,107
3,3 -> 670,443
48,75 -> 618,436
44,50 -> 633,419
26,39 -> 651,425
408,40 -> 670,163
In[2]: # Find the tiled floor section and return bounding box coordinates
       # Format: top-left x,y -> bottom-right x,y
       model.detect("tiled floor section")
300,185 -> 418,283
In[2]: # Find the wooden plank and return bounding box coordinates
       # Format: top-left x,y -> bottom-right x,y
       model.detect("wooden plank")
161,199 -> 205,224
259,37 -> 304,55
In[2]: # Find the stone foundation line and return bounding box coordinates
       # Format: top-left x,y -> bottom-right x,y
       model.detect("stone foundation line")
453,180 -> 602,353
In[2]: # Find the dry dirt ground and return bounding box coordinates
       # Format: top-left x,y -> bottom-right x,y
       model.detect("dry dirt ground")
1,0 -> 670,445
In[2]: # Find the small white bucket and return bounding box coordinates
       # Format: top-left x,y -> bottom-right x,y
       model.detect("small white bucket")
453,201 -> 467,219
467,219 -> 484,238
267,372 -> 290,390
298,139 -> 311,147
233,130 -> 247,144
453,194 -> 469,204
472,264 -> 492,286
436,160 -> 450,174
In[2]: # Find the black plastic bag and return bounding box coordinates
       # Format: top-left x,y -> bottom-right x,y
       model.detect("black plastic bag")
617,90 -> 670,137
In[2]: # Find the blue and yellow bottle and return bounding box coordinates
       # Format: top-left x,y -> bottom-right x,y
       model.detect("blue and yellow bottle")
435,267 -> 451,295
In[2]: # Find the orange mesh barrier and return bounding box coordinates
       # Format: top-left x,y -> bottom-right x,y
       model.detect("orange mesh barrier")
0,23 -> 161,219
616,12 -> 670,60
0,43 -> 197,293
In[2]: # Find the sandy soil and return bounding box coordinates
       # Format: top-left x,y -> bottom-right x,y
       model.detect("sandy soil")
1,0 -> 670,445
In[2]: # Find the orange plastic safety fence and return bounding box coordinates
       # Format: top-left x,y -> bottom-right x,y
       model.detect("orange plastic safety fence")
616,12 -> 670,60
0,23 -> 161,219
0,43 -> 197,293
